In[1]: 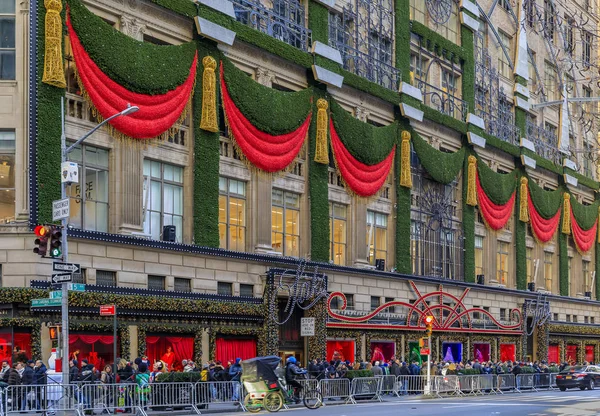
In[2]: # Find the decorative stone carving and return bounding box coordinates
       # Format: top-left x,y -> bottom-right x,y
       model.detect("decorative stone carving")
256,67 -> 276,87
354,106 -> 369,122
120,15 -> 146,41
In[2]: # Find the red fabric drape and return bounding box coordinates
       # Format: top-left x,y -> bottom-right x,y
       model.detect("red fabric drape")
215,338 -> 256,364
499,344 -> 516,362
586,345 -> 595,363
220,64 -> 311,173
69,335 -> 114,345
69,333 -> 118,370
570,210 -> 597,253
326,340 -> 355,363
473,343 -> 490,362
329,120 -> 396,197
66,14 -> 197,140
476,173 -> 515,230
566,345 -> 578,363
548,345 -> 560,364
145,336 -> 194,371
527,192 -> 561,243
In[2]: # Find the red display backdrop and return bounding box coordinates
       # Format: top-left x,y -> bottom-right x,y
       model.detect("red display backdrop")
548,344 -> 559,364
500,343 -> 516,362
0,331 -> 31,365
145,336 -> 194,371
215,338 -> 256,364
566,344 -> 578,363
473,343 -> 490,362
586,345 -> 595,363
326,340 -> 355,363
370,341 -> 395,363
69,334 -> 118,371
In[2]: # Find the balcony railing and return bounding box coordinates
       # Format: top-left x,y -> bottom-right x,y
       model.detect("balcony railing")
232,0 -> 311,52
415,78 -> 468,121
526,119 -> 562,165
330,40 -> 401,91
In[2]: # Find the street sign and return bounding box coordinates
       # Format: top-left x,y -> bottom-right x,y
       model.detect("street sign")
49,291 -> 62,299
52,262 -> 81,274
300,317 -> 315,336
100,305 -> 116,316
52,198 -> 70,221
68,283 -> 85,292
420,348 -> 430,355
32,298 -> 62,308
51,273 -> 72,284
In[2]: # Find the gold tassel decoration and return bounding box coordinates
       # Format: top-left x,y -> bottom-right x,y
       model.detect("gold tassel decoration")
399,130 -> 412,188
519,177 -> 529,223
562,193 -> 571,235
314,98 -> 329,164
466,155 -> 477,206
200,56 -> 219,132
42,0 -> 66,88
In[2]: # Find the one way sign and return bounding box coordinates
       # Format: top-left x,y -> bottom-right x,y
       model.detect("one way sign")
51,273 -> 72,284
52,262 -> 80,274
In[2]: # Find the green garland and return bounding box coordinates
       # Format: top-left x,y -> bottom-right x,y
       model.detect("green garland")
0,318 -> 42,361
421,105 -> 468,134
308,87 -> 330,262
263,284 -> 279,356
305,298 -> 327,361
410,128 -> 465,184
570,197 -> 600,231
138,324 -> 204,363
565,168 -> 600,191
461,25 -> 475,112
396,0 -> 411,81
209,326 -> 265,360
522,148 -> 562,175
193,40 -> 221,247
463,148 -> 475,283
476,158 -> 518,205
221,57 -> 313,134
515,170 -> 527,290
329,99 -> 397,165
527,178 -> 563,219
67,0 -> 196,94
308,1 -> 328,44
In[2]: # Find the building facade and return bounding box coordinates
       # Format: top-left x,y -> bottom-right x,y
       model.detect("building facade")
1,0 -> 600,368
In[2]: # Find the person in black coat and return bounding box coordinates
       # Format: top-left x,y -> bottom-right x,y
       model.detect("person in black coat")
33,361 -> 47,385
69,359 -> 80,382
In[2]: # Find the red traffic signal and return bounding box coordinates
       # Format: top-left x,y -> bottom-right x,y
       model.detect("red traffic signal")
33,225 -> 51,256
424,315 -> 434,325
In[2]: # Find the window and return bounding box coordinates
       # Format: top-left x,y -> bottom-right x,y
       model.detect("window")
553,313 -> 558,321
544,61 -> 558,101
174,278 -> 191,293
583,31 -> 592,67
473,305 -> 480,320
0,131 -> 15,222
329,203 -> 347,265
271,189 -> 300,257
496,241 -> 509,285
219,177 -> 246,251
328,12 -> 349,47
475,236 -> 484,276
441,69 -> 459,96
385,297 -> 397,313
96,270 -> 116,286
565,17 -> 575,54
544,122 -> 557,142
584,260 -> 590,294
526,247 -> 533,283
240,284 -> 254,297
0,1 -> 15,80
526,0 -> 535,27
410,52 -> 425,85
573,315 -> 578,323
217,282 -> 233,296
72,268 -> 85,284
67,143 -> 109,232
544,0 -> 555,41
370,296 -> 381,311
498,31 -> 512,79
367,211 -> 388,267
345,294 -> 355,309
147,275 -> 165,290
143,160 -> 184,242
592,317 -> 595,324
566,314 -> 571,322
369,32 -> 392,67
500,308 -> 506,320
544,252 -> 553,292
409,0 -> 426,23
585,316 -> 589,324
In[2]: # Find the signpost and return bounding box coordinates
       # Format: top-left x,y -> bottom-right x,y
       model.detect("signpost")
300,317 -> 315,337
52,262 -> 81,274
52,198 -> 70,221
32,298 -> 62,308
100,305 -> 117,375
51,273 -> 72,284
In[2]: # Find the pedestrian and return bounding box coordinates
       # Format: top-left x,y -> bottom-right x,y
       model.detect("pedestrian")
285,357 -> 307,404
371,361 -> 383,376
136,362 -> 150,410
32,360 -> 47,410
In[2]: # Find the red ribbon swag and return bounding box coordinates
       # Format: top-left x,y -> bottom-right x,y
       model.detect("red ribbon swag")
570,209 -> 597,253
66,14 -> 197,139
475,173 -> 515,230
527,192 -> 561,243
329,120 -> 396,197
220,65 -> 311,173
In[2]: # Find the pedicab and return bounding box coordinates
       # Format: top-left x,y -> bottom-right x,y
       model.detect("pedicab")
241,356 -> 322,412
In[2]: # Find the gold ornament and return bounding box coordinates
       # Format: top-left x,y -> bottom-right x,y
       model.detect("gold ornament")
467,155 -> 477,206
314,99 -> 329,164
399,131 -> 412,188
42,0 -> 66,88
519,177 -> 529,223
562,193 -> 571,235
200,56 -> 219,132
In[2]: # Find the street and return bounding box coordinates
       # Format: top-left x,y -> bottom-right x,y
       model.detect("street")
211,390 -> 600,416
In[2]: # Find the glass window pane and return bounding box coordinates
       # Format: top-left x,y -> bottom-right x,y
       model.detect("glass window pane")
151,161 -> 161,178
84,200 -> 96,231
150,211 -> 161,240
271,207 -> 283,232
173,166 -> 183,183
285,192 -> 300,208
95,170 -> 108,203
0,153 -> 14,188
219,177 -> 227,192
173,185 -> 182,215
96,148 -> 109,168
219,222 -> 227,249
69,144 -> 83,163
163,184 -> 174,214
0,50 -> 15,80
334,204 -> 346,218
96,203 -> 108,232
218,195 -> 227,223
0,130 -> 15,149
143,159 -> 150,176
286,209 -> 299,235
272,189 -> 283,205
375,228 -> 387,251
0,17 -> 15,48
367,210 -> 374,225
0,1 -> 15,13
163,164 -> 174,182
174,215 -> 183,242
150,180 -> 161,211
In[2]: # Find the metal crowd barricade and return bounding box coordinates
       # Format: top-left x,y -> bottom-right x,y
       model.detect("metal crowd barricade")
318,378 -> 350,402
515,373 -> 536,392
478,374 -> 496,394
145,382 -> 199,414
80,382 -> 144,416
290,379 -> 318,399
348,377 -> 382,404
4,384 -> 83,415
375,375 -> 399,397
549,373 -> 558,390
396,375 -> 427,395
434,375 -> 461,396
535,372 -> 552,390
496,374 -> 515,393
458,375 -> 482,395
196,381 -> 243,410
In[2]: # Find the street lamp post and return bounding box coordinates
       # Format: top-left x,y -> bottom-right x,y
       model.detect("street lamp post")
59,97 -> 138,383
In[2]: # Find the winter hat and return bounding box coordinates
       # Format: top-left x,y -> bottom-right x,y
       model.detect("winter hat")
235,358 -> 241,364
138,362 -> 148,373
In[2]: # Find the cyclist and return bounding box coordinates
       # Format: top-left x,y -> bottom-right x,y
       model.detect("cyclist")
285,357 -> 306,404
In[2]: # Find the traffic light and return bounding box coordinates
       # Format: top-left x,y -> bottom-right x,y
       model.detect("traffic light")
49,226 -> 63,258
33,225 -> 50,257
424,315 -> 434,337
